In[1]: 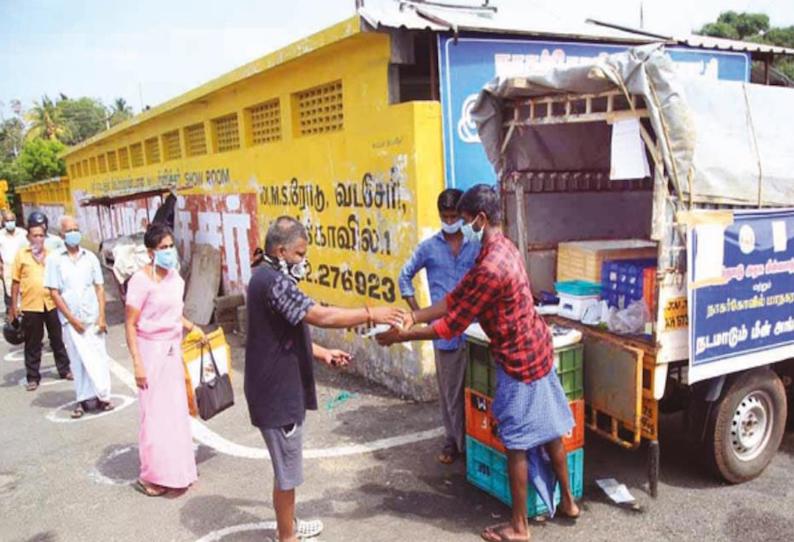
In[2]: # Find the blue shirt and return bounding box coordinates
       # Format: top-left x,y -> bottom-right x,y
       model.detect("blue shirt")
398,231 -> 480,350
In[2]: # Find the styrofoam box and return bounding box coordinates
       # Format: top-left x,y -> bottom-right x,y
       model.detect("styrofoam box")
557,292 -> 599,321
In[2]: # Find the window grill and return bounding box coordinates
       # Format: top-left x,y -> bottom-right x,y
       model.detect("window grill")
294,80 -> 343,136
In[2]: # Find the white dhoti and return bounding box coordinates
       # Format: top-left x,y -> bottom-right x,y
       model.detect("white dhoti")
63,324 -> 111,402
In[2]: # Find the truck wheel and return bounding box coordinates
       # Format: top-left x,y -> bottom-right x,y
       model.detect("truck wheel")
705,368 -> 786,484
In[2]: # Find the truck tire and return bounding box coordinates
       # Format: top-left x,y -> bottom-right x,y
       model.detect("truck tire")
705,368 -> 787,484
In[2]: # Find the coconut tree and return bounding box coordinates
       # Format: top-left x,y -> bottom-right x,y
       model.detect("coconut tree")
25,95 -> 69,141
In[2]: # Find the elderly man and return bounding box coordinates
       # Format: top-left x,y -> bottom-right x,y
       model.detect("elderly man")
245,216 -> 405,542
10,212 -> 71,391
0,210 -> 27,315
378,185 -> 579,542
45,216 -> 111,418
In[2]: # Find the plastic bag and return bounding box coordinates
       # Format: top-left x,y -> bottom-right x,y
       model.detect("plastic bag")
607,300 -> 650,335
581,300 -> 610,326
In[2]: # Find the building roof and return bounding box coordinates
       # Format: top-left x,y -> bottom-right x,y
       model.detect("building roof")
359,0 -> 648,43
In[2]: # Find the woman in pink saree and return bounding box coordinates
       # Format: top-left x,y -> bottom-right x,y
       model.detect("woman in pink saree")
124,223 -> 205,497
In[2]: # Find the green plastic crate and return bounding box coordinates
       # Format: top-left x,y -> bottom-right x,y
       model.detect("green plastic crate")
466,436 -> 584,517
465,338 -> 583,401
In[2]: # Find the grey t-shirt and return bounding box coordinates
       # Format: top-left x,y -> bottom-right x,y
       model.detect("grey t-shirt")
244,266 -> 317,429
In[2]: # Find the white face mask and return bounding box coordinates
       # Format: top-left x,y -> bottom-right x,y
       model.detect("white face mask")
461,216 -> 484,243
289,259 -> 308,281
441,219 -> 463,235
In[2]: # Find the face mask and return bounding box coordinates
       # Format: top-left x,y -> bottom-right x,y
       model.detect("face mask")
441,219 -> 463,235
4,221 -> 15,232
461,216 -> 484,243
289,259 -> 308,281
64,231 -> 82,247
153,247 -> 178,270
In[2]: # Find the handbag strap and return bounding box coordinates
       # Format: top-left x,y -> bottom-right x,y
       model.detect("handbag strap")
198,340 -> 222,384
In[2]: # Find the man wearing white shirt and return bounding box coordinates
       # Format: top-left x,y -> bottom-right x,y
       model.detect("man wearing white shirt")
45,215 -> 112,418
0,210 -> 27,314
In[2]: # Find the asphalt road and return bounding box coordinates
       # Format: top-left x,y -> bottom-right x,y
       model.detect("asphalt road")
1,287 -> 793,542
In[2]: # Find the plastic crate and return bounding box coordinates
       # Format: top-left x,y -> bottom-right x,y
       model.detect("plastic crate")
466,341 -> 584,401
601,259 -> 656,310
465,388 -> 584,453
466,437 -> 584,517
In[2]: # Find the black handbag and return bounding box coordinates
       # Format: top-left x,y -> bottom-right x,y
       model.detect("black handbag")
194,343 -> 234,420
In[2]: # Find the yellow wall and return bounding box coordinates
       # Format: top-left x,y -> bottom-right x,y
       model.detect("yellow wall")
16,177 -> 73,231
59,26 -> 445,399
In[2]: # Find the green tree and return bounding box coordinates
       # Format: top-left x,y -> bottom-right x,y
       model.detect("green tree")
108,97 -> 134,127
58,96 -> 107,145
697,11 -> 794,81
25,95 -> 69,142
15,138 -> 66,182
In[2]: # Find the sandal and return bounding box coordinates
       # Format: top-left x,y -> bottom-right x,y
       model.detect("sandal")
25,381 -> 39,392
133,479 -> 167,497
71,405 -> 85,419
97,400 -> 115,412
437,442 -> 460,465
481,523 -> 531,542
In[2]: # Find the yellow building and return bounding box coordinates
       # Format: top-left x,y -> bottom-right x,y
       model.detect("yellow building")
15,176 -> 73,230
59,16 -> 449,399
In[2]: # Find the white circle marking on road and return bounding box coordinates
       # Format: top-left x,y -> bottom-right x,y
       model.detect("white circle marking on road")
45,393 -> 136,424
88,445 -> 137,486
4,349 -> 53,363
18,371 -> 68,388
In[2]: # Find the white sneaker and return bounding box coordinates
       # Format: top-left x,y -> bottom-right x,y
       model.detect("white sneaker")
294,517 -> 324,539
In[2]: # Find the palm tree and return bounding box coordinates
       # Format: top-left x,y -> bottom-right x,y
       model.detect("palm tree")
108,98 -> 134,127
25,95 -> 69,141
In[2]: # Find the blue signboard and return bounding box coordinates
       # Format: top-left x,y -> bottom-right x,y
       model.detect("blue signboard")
688,209 -> 794,383
437,36 -> 751,192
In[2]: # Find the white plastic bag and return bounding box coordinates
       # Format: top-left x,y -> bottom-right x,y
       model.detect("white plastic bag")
607,300 -> 650,335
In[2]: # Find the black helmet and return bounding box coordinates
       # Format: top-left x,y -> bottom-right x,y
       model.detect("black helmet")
27,211 -> 48,231
3,317 -> 24,346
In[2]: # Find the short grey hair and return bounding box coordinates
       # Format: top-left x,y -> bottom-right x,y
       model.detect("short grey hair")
265,216 -> 307,255
59,214 -> 78,230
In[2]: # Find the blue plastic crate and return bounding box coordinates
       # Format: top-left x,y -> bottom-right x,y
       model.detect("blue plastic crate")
466,437 -> 584,517
601,259 -> 656,309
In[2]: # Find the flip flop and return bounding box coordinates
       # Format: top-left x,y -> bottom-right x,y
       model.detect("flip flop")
481,523 -> 531,542
133,479 -> 167,497
437,443 -> 460,465
25,381 -> 39,392
71,406 -> 85,419
97,400 -> 115,412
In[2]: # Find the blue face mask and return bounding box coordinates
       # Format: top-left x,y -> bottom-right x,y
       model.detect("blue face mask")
154,247 -> 178,270
64,231 -> 82,247
461,216 -> 484,243
441,219 -> 463,235
4,221 -> 15,232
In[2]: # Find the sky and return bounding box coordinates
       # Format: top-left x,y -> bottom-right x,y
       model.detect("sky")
1,0 -> 792,117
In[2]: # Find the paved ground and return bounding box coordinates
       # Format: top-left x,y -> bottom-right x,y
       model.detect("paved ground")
1,285 -> 794,542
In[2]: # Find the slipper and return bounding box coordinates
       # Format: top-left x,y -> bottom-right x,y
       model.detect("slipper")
71,405 -> 85,419
61,372 -> 74,381
25,381 -> 39,392
97,400 -> 115,412
437,442 -> 460,465
133,479 -> 167,497
294,517 -> 324,539
481,523 -> 530,542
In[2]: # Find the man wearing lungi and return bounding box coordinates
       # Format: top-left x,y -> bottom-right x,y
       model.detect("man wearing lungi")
378,184 -> 579,542
45,215 -> 112,419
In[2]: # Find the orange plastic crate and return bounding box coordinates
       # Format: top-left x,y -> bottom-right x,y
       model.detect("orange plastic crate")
465,388 -> 584,453
642,267 -> 657,314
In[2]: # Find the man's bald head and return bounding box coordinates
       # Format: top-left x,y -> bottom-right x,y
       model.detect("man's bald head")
59,215 -> 79,233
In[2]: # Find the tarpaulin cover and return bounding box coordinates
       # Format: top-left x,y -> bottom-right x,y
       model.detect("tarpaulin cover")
472,44 -> 794,207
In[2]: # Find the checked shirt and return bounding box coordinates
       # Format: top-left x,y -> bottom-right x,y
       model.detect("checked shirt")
432,231 -> 553,384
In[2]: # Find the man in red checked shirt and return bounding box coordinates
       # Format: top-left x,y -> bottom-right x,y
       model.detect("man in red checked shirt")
377,184 -> 579,542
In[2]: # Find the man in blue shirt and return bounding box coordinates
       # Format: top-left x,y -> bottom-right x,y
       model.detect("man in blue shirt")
399,189 -> 480,464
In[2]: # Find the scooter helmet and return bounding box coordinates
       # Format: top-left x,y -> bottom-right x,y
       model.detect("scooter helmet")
27,211 -> 48,231
3,317 -> 24,346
